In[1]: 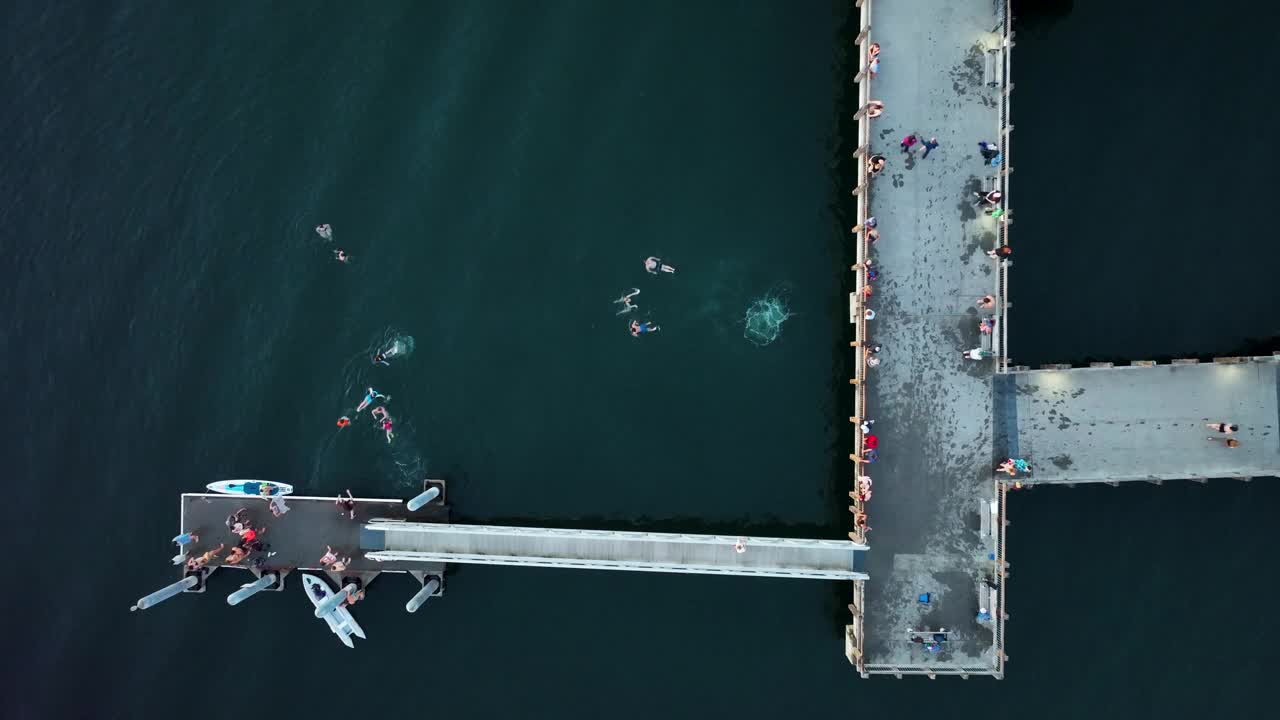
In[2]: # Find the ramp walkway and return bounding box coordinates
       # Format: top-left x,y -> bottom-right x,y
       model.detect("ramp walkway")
363,521 -> 868,580
996,360 -> 1280,484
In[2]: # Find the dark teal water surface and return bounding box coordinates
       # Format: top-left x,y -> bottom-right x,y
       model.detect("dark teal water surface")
2,1 -> 1276,718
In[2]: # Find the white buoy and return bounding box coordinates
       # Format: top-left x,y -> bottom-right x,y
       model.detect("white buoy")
405,577 -> 442,613
315,583 -> 359,617
406,485 -> 440,512
131,575 -> 199,612
227,573 -> 279,606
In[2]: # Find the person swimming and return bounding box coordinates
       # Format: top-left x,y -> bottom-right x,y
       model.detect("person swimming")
613,288 -> 640,315
629,319 -> 660,337
644,257 -> 676,274
333,249 -> 350,263
355,388 -> 388,413
381,417 -> 394,444
371,343 -> 401,367
316,224 -> 333,240
371,406 -> 389,422
336,416 -> 351,429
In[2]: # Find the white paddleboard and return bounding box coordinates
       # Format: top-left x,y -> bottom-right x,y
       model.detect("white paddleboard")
206,479 -> 294,497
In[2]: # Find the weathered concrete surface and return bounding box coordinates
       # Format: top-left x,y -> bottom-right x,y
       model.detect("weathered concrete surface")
997,362 -> 1280,484
859,0 -> 1003,670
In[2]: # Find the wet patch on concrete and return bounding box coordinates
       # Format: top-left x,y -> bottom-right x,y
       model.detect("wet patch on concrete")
1050,454 -> 1074,470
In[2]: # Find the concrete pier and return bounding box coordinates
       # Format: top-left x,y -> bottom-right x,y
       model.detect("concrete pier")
853,0 -> 1010,676
996,360 -> 1280,484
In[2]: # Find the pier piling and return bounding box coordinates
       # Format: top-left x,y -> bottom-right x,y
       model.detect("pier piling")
227,572 -> 280,606
406,576 -> 442,613
130,575 -> 199,612
407,486 -> 441,512
315,583 -> 359,617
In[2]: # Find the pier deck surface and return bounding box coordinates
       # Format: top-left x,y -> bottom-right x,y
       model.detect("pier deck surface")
366,523 -> 868,580
997,362 -> 1280,484
180,493 -> 448,575
861,0 -> 1003,671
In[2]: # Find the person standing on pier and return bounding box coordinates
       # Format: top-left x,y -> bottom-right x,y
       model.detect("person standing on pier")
900,134 -> 918,154
172,531 -> 199,547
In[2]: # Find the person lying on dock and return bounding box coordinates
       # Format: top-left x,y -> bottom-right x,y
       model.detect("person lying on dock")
963,348 -> 992,360
225,508 -> 250,534
269,494 -> 290,517
329,557 -> 351,572
225,546 -> 250,565
319,546 -> 338,566
977,295 -> 995,309
1206,422 -> 1239,434
336,490 -> 356,520
1207,437 -> 1241,449
187,544 -> 225,571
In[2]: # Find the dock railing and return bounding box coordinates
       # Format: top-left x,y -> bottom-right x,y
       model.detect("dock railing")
994,0 -> 1014,373
844,0 -> 874,675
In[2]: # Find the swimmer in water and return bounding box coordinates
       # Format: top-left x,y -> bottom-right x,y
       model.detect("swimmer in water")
644,257 -> 676,274
315,224 -> 332,240
629,319 -> 660,337
371,344 -> 400,367
613,288 -> 640,315
371,406 -> 390,422
333,249 -> 349,263
382,417 -> 394,444
336,416 -> 351,429
355,388 -> 389,413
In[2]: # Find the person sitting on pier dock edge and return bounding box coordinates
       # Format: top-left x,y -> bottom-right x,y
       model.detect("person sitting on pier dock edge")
964,348 -> 992,360
986,245 -> 1012,261
977,294 -> 995,309
866,100 -> 884,118
974,189 -> 1002,206
868,154 -> 886,176
336,489 -> 356,520
225,546 -> 249,565
319,545 -> 338,566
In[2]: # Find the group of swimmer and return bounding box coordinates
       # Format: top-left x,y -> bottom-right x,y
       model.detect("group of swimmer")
337,386 -> 395,443
615,256 -> 675,337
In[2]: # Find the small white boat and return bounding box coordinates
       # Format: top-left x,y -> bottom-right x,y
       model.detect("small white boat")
206,479 -> 294,497
302,574 -> 366,648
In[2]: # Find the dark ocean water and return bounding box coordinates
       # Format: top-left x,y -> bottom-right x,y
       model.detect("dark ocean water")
1,1 -> 1275,718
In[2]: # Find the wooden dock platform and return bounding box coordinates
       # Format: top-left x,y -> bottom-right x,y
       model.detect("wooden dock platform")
177,481 -> 449,588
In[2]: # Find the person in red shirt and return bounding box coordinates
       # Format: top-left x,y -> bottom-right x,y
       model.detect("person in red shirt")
865,434 -> 879,450
238,527 -> 257,543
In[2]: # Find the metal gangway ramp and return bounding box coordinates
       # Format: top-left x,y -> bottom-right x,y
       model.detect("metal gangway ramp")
362,521 -> 868,580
